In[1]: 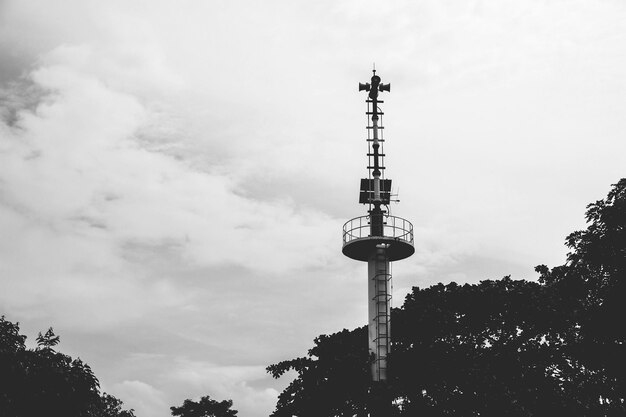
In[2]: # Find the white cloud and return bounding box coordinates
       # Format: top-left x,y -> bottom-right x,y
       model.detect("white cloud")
111,380 -> 168,417
1,42 -> 339,269
1,2 -> 626,417
169,359 -> 279,417
0,40 -> 340,339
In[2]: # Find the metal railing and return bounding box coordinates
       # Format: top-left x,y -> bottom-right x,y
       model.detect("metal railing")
343,215 -> 414,246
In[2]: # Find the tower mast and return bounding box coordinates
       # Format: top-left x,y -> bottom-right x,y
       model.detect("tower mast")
342,70 -> 414,415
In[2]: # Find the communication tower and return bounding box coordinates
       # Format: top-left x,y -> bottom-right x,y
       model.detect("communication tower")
342,69 -> 414,413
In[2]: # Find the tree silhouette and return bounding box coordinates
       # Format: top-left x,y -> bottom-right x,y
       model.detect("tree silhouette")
170,395 -> 238,417
267,328 -> 371,417
536,177 -> 626,411
268,179 -> 626,416
0,318 -> 135,417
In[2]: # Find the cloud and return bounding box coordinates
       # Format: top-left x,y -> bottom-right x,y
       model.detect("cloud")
168,358 -> 280,417
110,380 -> 168,417
0,40 -> 343,338
2,2 -> 626,417
1,43 -> 338,262
103,353 -> 283,417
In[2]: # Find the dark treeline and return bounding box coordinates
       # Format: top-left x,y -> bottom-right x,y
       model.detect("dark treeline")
0,321 -> 135,417
2,179 -> 624,416
267,179 -> 626,416
0,321 -> 240,417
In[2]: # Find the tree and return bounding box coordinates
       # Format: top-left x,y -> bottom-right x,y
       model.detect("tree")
268,179 -> 626,416
0,317 -> 135,417
267,328 -> 371,417
390,278 -> 603,415
97,393 -> 137,417
170,395 -> 238,417
536,178 -> 626,409
268,279 -> 585,416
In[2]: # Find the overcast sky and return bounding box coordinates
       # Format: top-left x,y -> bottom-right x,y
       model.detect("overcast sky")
0,1 -> 625,416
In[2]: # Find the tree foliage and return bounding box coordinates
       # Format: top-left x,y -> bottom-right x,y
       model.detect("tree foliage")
0,318 -> 135,417
536,177 -> 626,409
170,395 -> 238,417
268,179 -> 626,416
267,328 -> 371,417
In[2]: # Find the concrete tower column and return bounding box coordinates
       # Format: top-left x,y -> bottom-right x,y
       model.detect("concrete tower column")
368,244 -> 391,381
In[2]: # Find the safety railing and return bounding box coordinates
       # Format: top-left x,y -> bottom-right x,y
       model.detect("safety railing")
342,215 -> 414,246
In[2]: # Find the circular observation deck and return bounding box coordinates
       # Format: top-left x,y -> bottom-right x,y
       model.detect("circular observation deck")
342,215 -> 415,262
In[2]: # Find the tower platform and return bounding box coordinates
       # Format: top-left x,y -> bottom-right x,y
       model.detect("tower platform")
342,215 -> 414,262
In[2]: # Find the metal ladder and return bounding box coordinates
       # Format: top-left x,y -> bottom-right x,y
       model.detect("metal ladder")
372,254 -> 392,381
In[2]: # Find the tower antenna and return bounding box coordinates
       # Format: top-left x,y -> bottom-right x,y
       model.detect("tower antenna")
343,69 -> 414,416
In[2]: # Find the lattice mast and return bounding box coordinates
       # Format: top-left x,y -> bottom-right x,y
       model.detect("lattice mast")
342,70 -> 415,405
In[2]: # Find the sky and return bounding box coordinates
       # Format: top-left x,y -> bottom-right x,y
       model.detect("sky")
0,0 -> 625,416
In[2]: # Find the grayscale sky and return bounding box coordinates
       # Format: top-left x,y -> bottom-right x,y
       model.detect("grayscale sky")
0,1 -> 625,416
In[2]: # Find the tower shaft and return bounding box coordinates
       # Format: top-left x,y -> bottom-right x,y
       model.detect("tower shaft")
368,245 -> 391,381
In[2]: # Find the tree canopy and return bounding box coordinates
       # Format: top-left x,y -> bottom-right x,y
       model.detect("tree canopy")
170,395 -> 238,417
268,179 -> 626,416
0,318 -> 135,417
